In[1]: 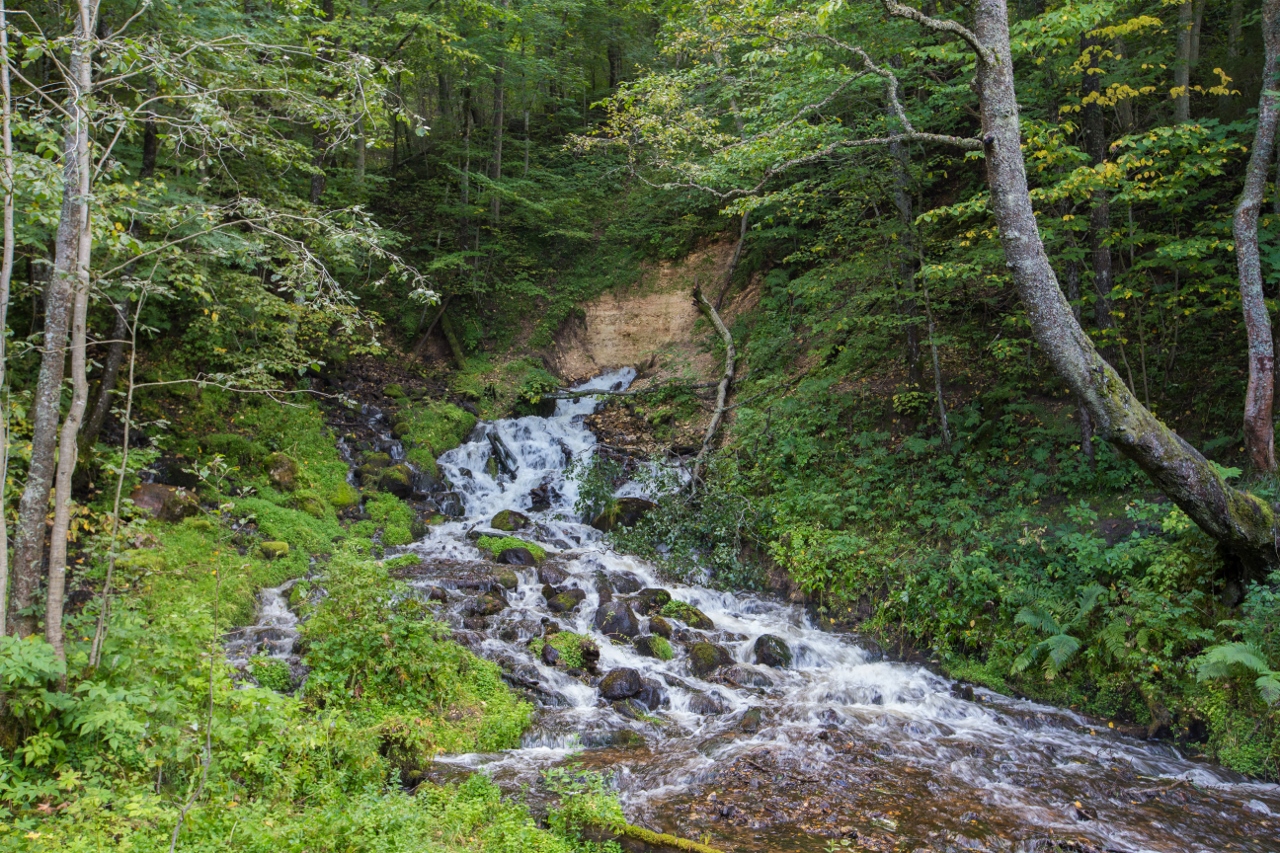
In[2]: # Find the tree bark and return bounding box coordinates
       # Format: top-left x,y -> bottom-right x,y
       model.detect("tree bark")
0,0 -> 14,635
1174,0 -> 1193,123
491,62 -> 505,222
963,0 -> 1280,577
80,301 -> 127,453
1081,34 -> 1116,360
890,134 -> 924,386
692,287 -> 735,485
1236,0 -> 1280,473
45,0 -> 97,658
9,126 -> 79,637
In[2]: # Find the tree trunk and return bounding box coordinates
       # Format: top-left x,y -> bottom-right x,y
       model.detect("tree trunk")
0,0 -> 14,635
1236,0 -> 1280,473
45,0 -> 97,659
140,120 -> 157,179
9,140 -> 78,637
968,0 -> 1280,577
80,301 -> 127,453
1081,34 -> 1116,360
890,135 -> 924,385
491,63 -> 505,222
1174,0 -> 1193,122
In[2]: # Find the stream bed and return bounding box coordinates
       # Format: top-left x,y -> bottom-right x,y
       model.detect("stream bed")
243,369 -> 1280,852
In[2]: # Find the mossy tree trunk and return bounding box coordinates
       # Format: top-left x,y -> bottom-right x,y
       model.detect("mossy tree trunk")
960,0 -> 1280,579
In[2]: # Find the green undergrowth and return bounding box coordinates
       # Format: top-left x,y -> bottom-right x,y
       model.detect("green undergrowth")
452,356 -> 560,420
0,385 -> 607,852
393,401 -> 477,477
477,535 -> 547,562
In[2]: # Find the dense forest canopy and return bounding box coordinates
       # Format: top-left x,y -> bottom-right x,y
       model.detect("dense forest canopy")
1,0 -> 1280,848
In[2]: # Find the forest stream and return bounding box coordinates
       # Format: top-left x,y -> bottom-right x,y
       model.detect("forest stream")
233,370 -> 1280,853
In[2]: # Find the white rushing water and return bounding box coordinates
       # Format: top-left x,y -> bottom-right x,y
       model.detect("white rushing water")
238,368 -> 1280,852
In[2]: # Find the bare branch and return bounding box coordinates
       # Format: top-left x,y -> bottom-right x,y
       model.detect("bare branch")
879,0 -> 996,65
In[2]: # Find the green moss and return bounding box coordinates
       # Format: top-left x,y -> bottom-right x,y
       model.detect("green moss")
384,554 -> 423,571
451,356 -> 560,419
476,535 -> 546,562
362,452 -> 392,469
292,488 -> 332,519
649,635 -> 674,661
328,480 -> 360,509
395,401 -> 478,455
660,599 -> 715,630
234,496 -> 344,556
530,632 -> 589,669
405,446 -> 441,477
364,491 -> 417,546
384,383 -> 407,399
261,541 -> 291,559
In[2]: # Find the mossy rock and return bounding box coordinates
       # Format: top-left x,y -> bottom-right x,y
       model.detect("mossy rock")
382,524 -> 415,547
182,517 -> 215,532
548,589 -> 587,613
361,452 -> 393,469
377,464 -> 414,497
384,383 -> 407,399
688,642 -> 732,677
260,541 -> 290,560
328,481 -> 360,510
491,509 -> 531,531
116,548 -> 167,574
264,452 -> 299,491
529,631 -> 590,669
476,535 -> 546,562
201,433 -> 265,467
632,587 -> 672,615
660,599 -> 715,630
649,615 -> 673,638
292,489 -> 332,520
494,568 -> 519,590
405,446 -> 441,478
635,634 -> 674,661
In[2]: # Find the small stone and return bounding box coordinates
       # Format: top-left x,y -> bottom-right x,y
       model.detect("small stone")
649,615 -> 673,638
494,568 -> 519,589
593,601 -> 641,638
541,643 -> 561,666
599,667 -> 642,700
466,592 -> 508,617
739,707 -> 764,733
426,586 -> 448,603
260,541 -> 290,560
496,547 -> 536,566
377,464 -> 413,498
610,572 -> 643,594
264,452 -> 299,491
437,492 -> 465,517
752,634 -> 793,668
687,690 -> 729,715
635,677 -> 669,711
491,509 -> 531,531
538,564 -> 569,586
548,589 -> 587,613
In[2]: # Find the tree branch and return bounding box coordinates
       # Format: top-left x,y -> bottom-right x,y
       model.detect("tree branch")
880,0 -> 996,65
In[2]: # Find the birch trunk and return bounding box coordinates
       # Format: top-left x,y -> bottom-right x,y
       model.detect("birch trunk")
0,0 -> 14,634
1236,0 -> 1280,473
45,0 -> 98,658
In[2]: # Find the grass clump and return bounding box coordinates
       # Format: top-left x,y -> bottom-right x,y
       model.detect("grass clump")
303,553 -> 532,754
393,400 -> 477,476
249,655 -> 293,692
529,632 -> 590,669
477,535 -> 546,561
365,491 -> 416,546
452,356 -> 560,419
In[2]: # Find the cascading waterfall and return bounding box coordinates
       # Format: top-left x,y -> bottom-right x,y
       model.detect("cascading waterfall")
239,369 -> 1280,853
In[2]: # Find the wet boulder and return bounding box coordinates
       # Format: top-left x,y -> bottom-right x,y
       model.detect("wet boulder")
593,601 -> 640,639
687,690 -> 730,716
540,643 -> 561,666
528,479 -> 559,511
425,586 -> 449,603
752,634 -> 793,669
491,509 -> 531,531
719,665 -> 775,689
594,574 -> 614,604
591,497 -> 657,532
631,588 -> 672,615
265,452 -> 299,491
739,707 -> 764,733
493,567 -> 520,590
130,483 -> 200,522
609,571 -> 643,594
635,677 -> 669,711
497,547 -> 537,566
436,491 -> 466,517
487,432 -> 519,478
547,588 -> 586,614
598,667 -> 642,700
648,615 -> 673,638
580,638 -> 601,673
688,641 -> 733,677
537,563 -> 569,586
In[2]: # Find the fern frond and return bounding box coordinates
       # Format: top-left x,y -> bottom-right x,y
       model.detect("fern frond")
1043,633 -> 1081,674
1195,643 -> 1271,682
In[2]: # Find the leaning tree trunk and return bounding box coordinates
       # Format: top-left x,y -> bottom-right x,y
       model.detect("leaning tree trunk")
1235,0 -> 1280,474
966,0 -> 1280,578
